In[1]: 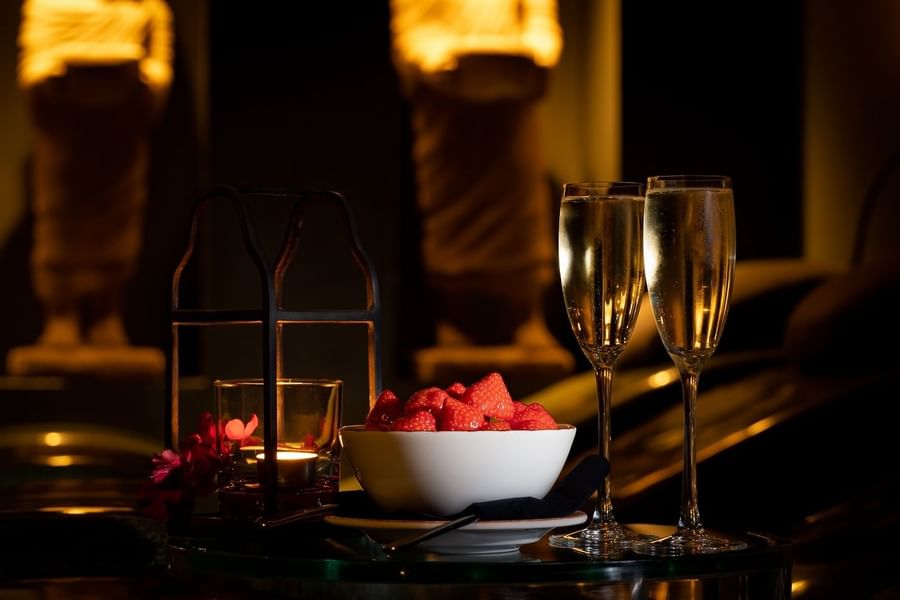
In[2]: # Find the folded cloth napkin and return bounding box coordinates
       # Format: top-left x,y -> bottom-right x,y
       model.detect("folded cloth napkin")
336,454 -> 607,521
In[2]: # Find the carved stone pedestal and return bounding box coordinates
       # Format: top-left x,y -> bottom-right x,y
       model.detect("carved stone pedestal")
7,345 -> 165,379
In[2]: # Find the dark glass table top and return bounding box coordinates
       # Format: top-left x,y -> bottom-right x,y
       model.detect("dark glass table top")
0,510 -> 791,599
168,517 -> 792,591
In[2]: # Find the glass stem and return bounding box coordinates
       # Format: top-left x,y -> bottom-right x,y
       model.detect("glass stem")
593,366 -> 616,526
677,369 -> 702,533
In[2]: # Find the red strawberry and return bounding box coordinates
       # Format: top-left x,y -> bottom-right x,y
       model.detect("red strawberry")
390,411 -> 437,431
510,402 -> 557,430
445,382 -> 467,399
461,372 -> 514,420
513,420 -> 557,430
511,401 -> 530,420
404,387 -> 449,416
365,389 -> 403,431
481,419 -> 511,431
438,398 -> 483,431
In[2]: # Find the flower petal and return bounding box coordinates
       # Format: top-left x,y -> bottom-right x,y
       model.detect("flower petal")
198,411 -> 217,445
224,418 -> 245,441
150,449 -> 181,484
244,414 -> 259,438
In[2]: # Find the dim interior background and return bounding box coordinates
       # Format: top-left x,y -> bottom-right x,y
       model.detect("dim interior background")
0,0 -> 899,557
3,1 -> 897,427
0,1 -> 899,597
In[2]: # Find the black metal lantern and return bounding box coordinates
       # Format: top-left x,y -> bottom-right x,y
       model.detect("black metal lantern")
167,186 -> 382,515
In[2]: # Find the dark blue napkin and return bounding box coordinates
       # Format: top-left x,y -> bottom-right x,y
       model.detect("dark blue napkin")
336,454 -> 607,521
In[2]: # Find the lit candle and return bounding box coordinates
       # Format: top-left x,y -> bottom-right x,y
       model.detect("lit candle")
255,450 -> 318,489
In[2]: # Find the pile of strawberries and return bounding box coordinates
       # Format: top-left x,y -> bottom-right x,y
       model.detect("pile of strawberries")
364,372 -> 558,432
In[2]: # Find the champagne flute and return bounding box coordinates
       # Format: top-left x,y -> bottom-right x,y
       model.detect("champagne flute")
549,182 -> 646,555
632,175 -> 747,556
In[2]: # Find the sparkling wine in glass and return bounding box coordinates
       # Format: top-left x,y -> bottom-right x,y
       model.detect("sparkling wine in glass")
632,175 -> 747,556
549,182 -> 646,556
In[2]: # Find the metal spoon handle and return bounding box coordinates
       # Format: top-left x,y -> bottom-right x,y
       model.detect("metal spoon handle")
382,512 -> 480,554
257,503 -> 339,529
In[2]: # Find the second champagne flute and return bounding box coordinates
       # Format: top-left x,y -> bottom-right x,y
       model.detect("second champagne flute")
632,175 -> 747,556
549,182 -> 645,555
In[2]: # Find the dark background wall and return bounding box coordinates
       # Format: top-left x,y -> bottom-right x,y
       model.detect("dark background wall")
621,2 -> 804,259
199,2 -> 420,424
198,1 -> 806,388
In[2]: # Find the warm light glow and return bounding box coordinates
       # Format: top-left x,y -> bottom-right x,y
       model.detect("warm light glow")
618,417 -> 779,498
643,238 -> 659,289
46,454 -> 74,467
647,368 -> 677,388
390,0 -> 563,74
44,431 -> 62,446
38,506 -> 130,515
17,0 -> 174,92
618,462 -> 683,499
791,580 -> 809,595
698,418 -> 776,462
558,244 -> 571,287
256,451 -> 317,461
582,248 -> 593,275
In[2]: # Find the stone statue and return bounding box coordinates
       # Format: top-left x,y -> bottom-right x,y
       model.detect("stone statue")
7,0 -> 173,377
389,0 -> 574,392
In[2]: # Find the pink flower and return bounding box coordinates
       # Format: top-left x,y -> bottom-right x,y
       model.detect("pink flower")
224,413 -> 259,442
180,432 -> 203,453
182,441 -> 220,495
151,448 -> 182,484
138,482 -> 184,522
142,412 -> 235,524
197,411 -> 218,446
300,433 -> 319,451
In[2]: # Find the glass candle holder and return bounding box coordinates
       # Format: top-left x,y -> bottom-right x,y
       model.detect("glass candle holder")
214,378 -> 342,490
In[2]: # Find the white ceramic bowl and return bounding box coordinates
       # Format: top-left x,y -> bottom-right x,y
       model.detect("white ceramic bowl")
338,424 -> 577,516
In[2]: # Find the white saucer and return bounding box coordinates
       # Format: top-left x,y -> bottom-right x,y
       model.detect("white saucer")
325,511 -> 587,555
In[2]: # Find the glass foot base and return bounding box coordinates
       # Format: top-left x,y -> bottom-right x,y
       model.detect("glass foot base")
631,529 -> 748,557
549,523 -> 650,558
